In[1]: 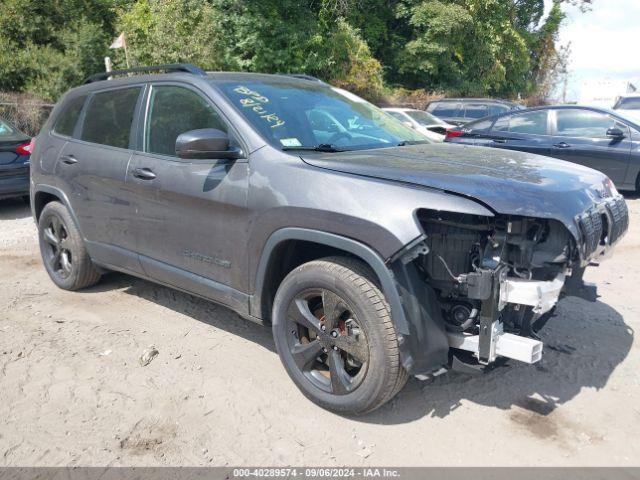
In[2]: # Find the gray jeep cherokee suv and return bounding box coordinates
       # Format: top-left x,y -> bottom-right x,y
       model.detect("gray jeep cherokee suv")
30,64 -> 629,414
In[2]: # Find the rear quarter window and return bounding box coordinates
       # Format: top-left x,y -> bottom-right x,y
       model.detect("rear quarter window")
80,87 -> 141,149
53,95 -> 87,137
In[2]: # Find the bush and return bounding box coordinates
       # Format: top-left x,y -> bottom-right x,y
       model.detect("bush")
0,91 -> 53,136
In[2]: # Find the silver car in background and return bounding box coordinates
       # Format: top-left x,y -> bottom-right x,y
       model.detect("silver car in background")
383,107 -> 454,142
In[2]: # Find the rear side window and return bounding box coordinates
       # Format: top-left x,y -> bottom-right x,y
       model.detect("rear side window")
467,118 -> 494,131
145,85 -> 228,157
54,95 -> 86,137
429,103 -> 461,118
464,104 -> 489,119
80,87 -> 141,148
0,118 -> 17,138
493,111 -> 548,135
488,105 -> 509,116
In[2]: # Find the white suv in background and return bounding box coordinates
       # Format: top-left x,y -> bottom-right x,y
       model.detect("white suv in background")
383,107 -> 454,142
613,93 -> 640,123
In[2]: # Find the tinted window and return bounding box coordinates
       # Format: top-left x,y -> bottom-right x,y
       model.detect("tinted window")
429,103 -> 461,117
488,105 -> 509,116
385,111 -> 408,122
80,87 -> 141,148
0,118 -> 17,138
556,109 -> 627,138
405,110 -> 447,126
54,95 -> 86,137
614,97 -> 640,110
493,111 -> 548,135
145,86 -> 228,157
467,118 -> 494,131
464,104 -> 489,119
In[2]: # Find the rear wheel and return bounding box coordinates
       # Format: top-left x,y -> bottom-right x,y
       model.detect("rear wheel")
272,257 -> 407,415
38,201 -> 101,290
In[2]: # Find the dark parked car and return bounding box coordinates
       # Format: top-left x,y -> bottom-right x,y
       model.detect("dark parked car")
444,105 -> 640,191
426,98 -> 524,126
30,64 -> 628,414
0,117 -> 32,201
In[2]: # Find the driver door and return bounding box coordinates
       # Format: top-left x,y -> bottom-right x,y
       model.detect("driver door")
126,83 -> 250,309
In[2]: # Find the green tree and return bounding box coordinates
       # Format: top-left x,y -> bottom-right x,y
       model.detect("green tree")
0,0 -> 117,100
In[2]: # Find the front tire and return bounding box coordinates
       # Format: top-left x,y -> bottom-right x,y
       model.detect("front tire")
38,201 -> 101,290
272,256 -> 407,415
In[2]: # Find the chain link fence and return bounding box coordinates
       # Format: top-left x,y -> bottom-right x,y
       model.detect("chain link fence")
0,92 -> 54,137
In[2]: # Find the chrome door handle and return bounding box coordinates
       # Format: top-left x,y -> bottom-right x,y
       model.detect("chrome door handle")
553,142 -> 571,149
492,138 -> 507,144
132,167 -> 156,180
60,155 -> 78,165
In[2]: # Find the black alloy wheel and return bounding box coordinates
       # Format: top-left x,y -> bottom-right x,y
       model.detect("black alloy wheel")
41,214 -> 73,279
286,288 -> 369,395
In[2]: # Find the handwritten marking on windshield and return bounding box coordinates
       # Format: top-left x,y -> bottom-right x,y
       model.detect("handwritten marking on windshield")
233,85 -> 286,128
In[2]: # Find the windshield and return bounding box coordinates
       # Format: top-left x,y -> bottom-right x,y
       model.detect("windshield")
405,110 -> 447,126
215,79 -> 428,150
615,97 -> 640,110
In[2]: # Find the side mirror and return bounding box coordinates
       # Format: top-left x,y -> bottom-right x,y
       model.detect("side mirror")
175,128 -> 243,160
403,121 -> 414,129
606,127 -> 625,139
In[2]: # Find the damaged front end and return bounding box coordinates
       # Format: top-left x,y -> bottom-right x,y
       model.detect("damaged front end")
390,194 -> 629,375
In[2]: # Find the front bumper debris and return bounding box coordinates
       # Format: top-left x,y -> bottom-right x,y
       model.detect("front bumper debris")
449,272 -> 566,365
500,273 -> 565,315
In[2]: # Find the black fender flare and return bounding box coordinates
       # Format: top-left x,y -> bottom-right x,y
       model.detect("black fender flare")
251,227 -> 449,375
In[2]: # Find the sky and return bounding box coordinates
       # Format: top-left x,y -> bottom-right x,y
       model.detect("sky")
548,0 -> 640,102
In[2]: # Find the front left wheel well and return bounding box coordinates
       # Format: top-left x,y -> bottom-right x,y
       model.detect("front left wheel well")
257,239 -> 379,323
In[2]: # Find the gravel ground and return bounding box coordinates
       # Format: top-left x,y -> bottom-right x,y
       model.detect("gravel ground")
0,195 -> 638,466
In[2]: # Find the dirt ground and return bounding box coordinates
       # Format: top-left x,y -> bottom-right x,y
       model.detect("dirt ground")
0,195 -> 638,467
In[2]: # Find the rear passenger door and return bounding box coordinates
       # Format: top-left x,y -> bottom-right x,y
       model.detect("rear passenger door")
550,108 -> 632,184
126,83 -> 250,309
54,86 -> 145,274
480,110 -> 552,157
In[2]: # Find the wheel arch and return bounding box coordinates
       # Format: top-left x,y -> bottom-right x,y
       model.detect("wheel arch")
252,227 -> 451,376
250,228 -> 410,335
32,185 -> 81,231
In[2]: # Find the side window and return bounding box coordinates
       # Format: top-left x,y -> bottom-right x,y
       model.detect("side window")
431,103 -> 461,118
145,85 -> 228,157
493,111 -> 548,135
489,105 -> 508,116
80,87 -> 141,148
385,111 -> 407,122
54,95 -> 87,137
556,109 -> 627,138
464,104 -> 489,120
468,118 -> 493,131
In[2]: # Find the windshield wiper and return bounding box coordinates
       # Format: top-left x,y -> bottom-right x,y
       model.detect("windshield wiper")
282,143 -> 346,152
397,140 -> 431,146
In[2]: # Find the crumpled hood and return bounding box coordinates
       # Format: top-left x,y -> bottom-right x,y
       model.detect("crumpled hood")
301,143 -> 614,239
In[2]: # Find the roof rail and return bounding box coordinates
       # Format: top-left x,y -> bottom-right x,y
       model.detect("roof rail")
282,73 -> 325,83
83,63 -> 206,84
